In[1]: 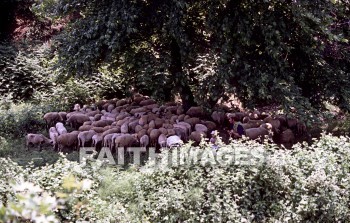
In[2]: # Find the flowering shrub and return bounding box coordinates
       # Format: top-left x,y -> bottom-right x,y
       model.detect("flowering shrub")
0,134 -> 350,222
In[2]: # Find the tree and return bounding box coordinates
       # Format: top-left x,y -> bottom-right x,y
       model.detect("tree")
37,0 -> 350,114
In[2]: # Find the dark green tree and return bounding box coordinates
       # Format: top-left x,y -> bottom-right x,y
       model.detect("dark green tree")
36,0 -> 350,113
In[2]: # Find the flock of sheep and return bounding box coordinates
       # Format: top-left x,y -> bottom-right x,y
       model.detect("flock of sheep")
25,94 -> 307,151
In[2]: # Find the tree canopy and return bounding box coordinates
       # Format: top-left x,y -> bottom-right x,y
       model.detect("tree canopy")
33,0 -> 349,114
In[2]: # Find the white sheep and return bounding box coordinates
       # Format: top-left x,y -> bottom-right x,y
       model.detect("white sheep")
166,135 -> 183,148
49,127 -> 59,150
55,122 -> 67,135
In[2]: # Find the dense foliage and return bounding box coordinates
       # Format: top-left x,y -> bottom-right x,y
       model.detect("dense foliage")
32,0 -> 350,113
1,135 -> 350,222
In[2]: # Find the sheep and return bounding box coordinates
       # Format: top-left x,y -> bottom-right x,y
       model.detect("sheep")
43,112 -> 63,129
128,120 -> 140,133
49,127 -> 59,150
91,127 -> 105,133
130,107 -> 147,115
167,128 -> 176,136
277,129 -> 295,146
135,125 -> 143,133
264,116 -> 281,133
140,135 -> 150,148
121,122 -> 129,134
102,128 -> 121,139
158,134 -> 167,148
73,104 -> 81,111
247,119 -> 264,128
189,131 -> 204,144
159,127 -> 168,135
86,111 -> 100,117
103,133 -> 119,149
139,115 -> 148,126
107,104 -> 115,112
58,112 -> 67,122
195,124 -> 208,134
211,111 -> 226,125
139,99 -> 156,106
136,129 -> 147,141
166,135 -> 183,148
149,129 -> 161,146
77,130 -> 96,147
173,125 -> 189,141
26,134 -> 52,149
148,120 -> 156,129
244,123 -> 272,141
165,106 -> 178,114
66,114 -> 90,129
183,118 -> 200,129
55,122 -> 67,135
92,133 -> 103,147
83,121 -> 92,126
79,125 -> 93,131
94,114 -> 103,121
177,114 -> 186,121
186,106 -> 204,117
201,121 -> 217,132
92,120 -> 113,128
145,103 -> 159,110
56,131 -> 80,152
249,110 -> 261,120
114,134 -> 138,148
176,122 -> 192,135
176,106 -> 184,115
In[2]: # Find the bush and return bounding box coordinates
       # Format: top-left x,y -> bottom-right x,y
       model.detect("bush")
1,134 -> 350,222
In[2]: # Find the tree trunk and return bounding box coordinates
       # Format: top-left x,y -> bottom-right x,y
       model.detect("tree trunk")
169,37 -> 195,111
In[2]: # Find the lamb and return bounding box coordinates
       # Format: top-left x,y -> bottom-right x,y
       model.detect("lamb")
56,131 -> 80,152
26,134 -> 52,149
49,127 -> 59,150
77,130 -> 96,147
158,134 -> 167,148
244,123 -> 272,141
43,112 -> 63,129
55,122 -> 67,135
140,135 -> 150,148
66,114 -> 90,129
166,135 -> 183,148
